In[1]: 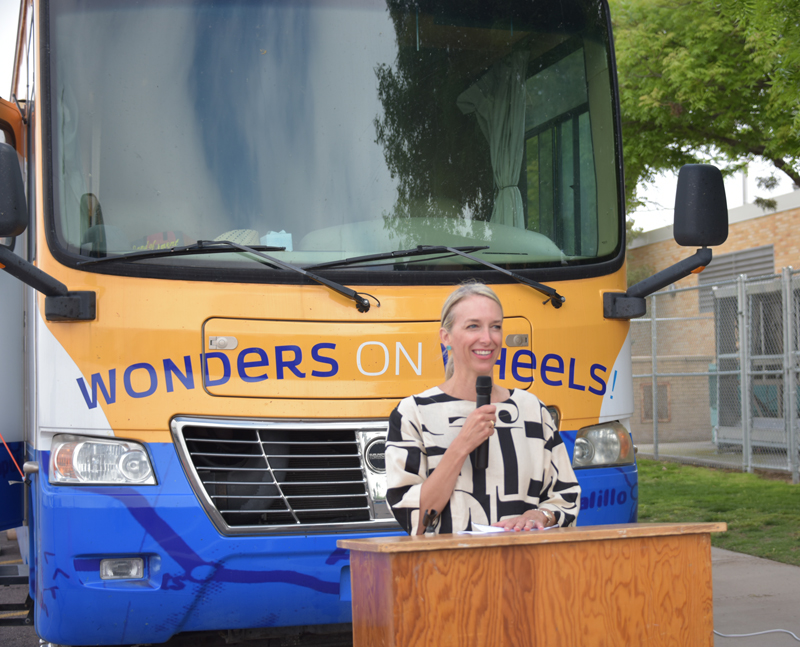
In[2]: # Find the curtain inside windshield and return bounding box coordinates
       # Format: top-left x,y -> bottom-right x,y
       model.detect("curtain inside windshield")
49,0 -> 619,270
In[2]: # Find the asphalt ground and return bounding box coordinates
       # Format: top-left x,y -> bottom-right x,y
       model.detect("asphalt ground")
0,529 -> 35,647
2,530 -> 799,646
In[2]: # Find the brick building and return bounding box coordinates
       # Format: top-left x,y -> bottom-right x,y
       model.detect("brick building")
626,190 -> 800,446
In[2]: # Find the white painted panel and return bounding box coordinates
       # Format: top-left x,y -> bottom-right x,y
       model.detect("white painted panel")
36,313 -> 113,452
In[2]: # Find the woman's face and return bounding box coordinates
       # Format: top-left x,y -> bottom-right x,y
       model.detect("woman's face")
442,295 -> 503,379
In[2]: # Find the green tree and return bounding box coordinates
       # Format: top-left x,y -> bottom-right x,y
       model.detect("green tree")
626,217 -> 654,286
610,0 -> 800,211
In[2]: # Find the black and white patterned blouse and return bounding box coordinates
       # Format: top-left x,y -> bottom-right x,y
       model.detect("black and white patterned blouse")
386,387 -> 581,534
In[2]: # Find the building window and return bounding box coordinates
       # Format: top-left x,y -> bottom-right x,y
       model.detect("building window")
641,383 -> 671,423
698,245 -> 775,312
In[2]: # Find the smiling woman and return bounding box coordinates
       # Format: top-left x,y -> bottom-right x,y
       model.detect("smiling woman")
440,282 -> 505,383
385,282 -> 581,535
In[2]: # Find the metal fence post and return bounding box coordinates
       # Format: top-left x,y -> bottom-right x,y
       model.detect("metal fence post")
784,267 -> 799,484
651,294 -> 658,460
738,274 -> 752,472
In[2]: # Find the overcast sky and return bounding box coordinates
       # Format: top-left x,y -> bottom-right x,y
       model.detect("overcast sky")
1,0 -> 18,103
0,0 -> 793,232
630,161 -> 795,232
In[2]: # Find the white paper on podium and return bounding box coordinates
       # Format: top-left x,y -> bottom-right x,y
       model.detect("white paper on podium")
457,523 -> 558,535
458,523 -> 507,535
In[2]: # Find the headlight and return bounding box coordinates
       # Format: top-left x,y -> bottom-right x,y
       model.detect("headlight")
50,435 -> 157,485
572,422 -> 634,469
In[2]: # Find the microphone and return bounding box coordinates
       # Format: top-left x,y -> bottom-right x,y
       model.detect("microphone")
473,375 -> 492,470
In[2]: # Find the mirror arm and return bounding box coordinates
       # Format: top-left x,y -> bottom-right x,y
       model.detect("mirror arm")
628,247 -> 712,298
604,247 -> 712,320
0,246 -> 96,322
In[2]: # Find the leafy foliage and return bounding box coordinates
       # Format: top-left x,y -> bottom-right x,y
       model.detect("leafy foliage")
626,217 -> 654,285
610,0 -> 800,210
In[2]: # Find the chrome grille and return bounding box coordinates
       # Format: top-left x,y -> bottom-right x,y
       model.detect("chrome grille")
171,416 -> 396,534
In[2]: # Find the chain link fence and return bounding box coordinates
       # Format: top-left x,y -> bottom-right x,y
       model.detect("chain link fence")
631,267 -> 800,483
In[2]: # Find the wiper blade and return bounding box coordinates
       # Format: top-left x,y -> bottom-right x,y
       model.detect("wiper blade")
76,240 -> 287,266
80,240 -> 376,312
302,245 -> 489,271
433,246 -> 565,309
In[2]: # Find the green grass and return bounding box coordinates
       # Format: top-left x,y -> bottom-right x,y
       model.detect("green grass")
637,459 -> 800,566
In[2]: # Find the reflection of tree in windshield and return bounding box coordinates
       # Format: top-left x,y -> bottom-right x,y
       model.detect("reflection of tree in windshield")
374,0 -> 504,244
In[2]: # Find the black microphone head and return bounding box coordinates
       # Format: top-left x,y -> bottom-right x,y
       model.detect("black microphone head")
475,375 -> 492,395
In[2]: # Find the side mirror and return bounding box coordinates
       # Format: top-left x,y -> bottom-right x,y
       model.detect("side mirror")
0,142 -> 28,240
673,164 -> 728,247
604,163 -> 729,319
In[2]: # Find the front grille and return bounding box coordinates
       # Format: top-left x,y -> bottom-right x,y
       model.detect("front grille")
172,417 -> 394,533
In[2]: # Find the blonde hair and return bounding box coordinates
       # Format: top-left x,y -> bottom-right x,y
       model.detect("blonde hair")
440,281 -> 503,379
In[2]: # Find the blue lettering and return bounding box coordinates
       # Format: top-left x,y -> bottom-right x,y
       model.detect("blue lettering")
440,343 -> 449,373
204,352 -> 231,387
164,356 -> 195,392
124,363 -> 158,399
541,354 -> 564,386
238,348 -> 269,383
495,347 -> 507,380
511,350 -> 534,383
76,370 -> 116,409
275,345 -> 306,379
311,343 -> 339,377
568,358 -> 586,391
581,490 -> 626,510
588,363 -> 607,396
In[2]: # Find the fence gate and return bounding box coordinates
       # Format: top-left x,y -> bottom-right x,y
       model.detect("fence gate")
631,267 -> 800,483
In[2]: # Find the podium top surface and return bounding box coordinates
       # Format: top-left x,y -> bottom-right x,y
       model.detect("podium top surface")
338,522 -> 727,554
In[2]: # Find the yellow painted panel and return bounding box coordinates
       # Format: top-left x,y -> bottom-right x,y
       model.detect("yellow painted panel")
202,317 -> 533,398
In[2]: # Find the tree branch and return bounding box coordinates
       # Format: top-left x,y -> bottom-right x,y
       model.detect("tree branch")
769,158 -> 800,187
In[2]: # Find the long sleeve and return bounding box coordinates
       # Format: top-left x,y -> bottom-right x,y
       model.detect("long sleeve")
385,398 -> 428,534
536,406 -> 581,527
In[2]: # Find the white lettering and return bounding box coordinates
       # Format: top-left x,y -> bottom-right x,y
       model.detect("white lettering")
356,341 -> 390,376
396,342 -> 422,376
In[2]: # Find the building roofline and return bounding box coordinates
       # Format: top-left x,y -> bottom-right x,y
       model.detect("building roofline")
630,189 -> 800,249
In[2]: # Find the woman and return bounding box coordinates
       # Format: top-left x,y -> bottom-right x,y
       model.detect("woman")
385,282 -> 580,535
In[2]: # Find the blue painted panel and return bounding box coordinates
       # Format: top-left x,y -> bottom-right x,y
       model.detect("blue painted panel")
30,432 -> 637,645
574,464 -> 639,525
0,441 -> 24,532
32,443 -> 401,646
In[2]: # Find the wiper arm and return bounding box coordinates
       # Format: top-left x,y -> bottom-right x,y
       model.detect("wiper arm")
80,240 -> 376,312
430,246 -> 565,309
77,239 -> 287,266
302,245 -> 489,270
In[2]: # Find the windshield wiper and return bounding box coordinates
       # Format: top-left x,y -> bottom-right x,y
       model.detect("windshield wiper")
306,244 -> 564,308
440,246 -> 565,308
302,245 -> 489,271
79,240 -> 376,312
77,239 -> 287,266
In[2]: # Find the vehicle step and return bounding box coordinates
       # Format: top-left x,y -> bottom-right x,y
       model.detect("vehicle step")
0,562 -> 28,586
0,595 -> 33,627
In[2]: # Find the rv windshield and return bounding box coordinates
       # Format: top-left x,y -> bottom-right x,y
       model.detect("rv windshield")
46,0 -> 621,275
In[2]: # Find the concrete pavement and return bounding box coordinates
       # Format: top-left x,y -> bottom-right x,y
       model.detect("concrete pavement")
712,547 -> 800,646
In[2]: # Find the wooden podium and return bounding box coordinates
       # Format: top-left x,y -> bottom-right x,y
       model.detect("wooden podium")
339,522 -> 726,647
